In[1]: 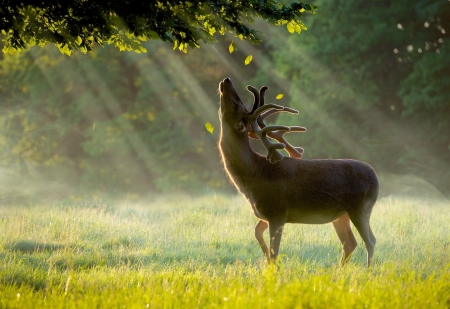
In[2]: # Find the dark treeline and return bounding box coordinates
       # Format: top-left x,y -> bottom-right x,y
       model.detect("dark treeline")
261,0 -> 449,197
0,0 -> 449,202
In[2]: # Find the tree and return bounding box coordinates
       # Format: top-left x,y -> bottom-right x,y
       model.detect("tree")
0,0 -> 317,55
0,41 -> 237,200
257,0 -> 450,196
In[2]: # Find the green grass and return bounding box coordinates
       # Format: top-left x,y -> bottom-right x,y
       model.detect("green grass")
0,195 -> 449,308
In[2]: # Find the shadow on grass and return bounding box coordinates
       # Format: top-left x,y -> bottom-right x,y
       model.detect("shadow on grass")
0,239 -> 358,292
3,237 -> 351,266
101,236 -> 146,250
4,240 -> 65,253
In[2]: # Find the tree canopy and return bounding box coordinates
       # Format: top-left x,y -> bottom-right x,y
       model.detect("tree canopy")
261,0 -> 449,196
0,0 -> 317,55
1,0 -> 449,201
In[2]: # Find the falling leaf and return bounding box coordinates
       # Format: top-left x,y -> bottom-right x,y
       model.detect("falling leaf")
244,55 -> 253,65
276,94 -> 284,99
93,122 -> 96,130
205,122 -> 214,134
229,41 -> 237,54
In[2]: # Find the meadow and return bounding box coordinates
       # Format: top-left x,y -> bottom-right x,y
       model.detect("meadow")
0,194 -> 449,308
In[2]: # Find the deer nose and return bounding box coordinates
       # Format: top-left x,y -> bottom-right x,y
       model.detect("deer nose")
224,77 -> 232,83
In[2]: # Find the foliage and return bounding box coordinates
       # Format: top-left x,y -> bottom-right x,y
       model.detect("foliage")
0,195 -> 449,308
0,0 -> 317,55
0,0 -> 449,198
257,0 -> 450,195
0,42 -> 230,199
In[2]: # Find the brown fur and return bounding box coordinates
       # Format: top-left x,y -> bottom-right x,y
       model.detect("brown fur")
218,78 -> 379,266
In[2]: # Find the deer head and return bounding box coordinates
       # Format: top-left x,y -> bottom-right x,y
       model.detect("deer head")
218,77 -> 250,135
219,77 -> 306,164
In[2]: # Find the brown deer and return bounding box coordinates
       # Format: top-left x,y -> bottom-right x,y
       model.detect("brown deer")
218,77 -> 379,266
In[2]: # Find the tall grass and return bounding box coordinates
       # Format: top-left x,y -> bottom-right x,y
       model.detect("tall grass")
0,195 -> 449,308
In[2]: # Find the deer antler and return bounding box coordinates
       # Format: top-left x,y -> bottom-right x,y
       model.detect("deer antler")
246,85 -> 306,162
260,111 -> 306,159
248,104 -> 290,164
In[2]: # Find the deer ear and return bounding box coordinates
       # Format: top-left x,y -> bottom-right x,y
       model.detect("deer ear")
236,122 -> 246,133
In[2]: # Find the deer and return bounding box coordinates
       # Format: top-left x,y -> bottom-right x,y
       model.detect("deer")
218,77 -> 379,266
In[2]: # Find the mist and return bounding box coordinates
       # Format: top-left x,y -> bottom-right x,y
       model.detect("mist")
0,0 -> 449,205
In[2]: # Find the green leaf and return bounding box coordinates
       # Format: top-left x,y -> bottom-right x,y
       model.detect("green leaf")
205,122 -> 214,134
137,35 -> 147,41
178,42 -> 188,53
287,22 -> 296,34
244,55 -> 253,65
0,2 -> 318,55
138,45 -> 147,53
58,44 -> 72,56
276,94 -> 284,99
229,41 -> 237,54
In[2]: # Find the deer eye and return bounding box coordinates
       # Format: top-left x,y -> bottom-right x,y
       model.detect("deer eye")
236,122 -> 246,132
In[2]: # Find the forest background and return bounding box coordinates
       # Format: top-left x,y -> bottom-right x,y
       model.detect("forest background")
0,0 -> 449,203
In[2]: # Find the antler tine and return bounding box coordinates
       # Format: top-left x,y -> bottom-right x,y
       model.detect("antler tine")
256,86 -> 269,128
259,86 -> 269,107
261,125 -> 291,135
247,85 -> 307,163
256,104 -> 306,159
246,85 -> 260,114
257,107 -> 299,128
261,107 -> 299,121
267,126 -> 306,159
257,125 -> 291,164
248,104 -> 284,122
247,85 -> 261,139
248,105 -> 289,163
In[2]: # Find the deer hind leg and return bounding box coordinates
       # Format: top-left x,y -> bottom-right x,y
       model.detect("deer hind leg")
332,213 -> 358,266
268,220 -> 285,263
255,220 -> 269,261
348,211 -> 376,267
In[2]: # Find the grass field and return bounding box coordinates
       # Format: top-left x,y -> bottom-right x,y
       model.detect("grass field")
0,194 -> 449,308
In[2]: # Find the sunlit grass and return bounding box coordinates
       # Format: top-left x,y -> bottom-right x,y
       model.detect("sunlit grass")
0,195 -> 449,308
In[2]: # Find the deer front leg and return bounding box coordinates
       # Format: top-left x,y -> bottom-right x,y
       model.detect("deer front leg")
268,220 -> 285,263
255,220 -> 269,261
332,213 -> 357,266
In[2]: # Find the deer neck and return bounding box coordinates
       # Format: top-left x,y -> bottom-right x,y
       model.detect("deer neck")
219,125 -> 259,188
